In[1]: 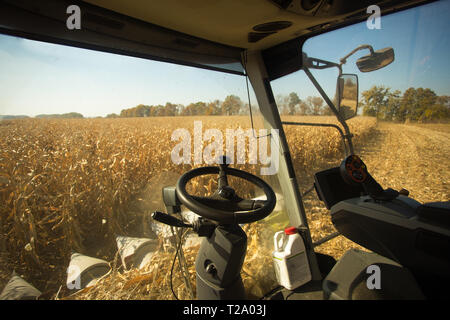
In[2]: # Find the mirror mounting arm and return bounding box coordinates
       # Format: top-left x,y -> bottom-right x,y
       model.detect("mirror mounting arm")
303,53 -> 343,75
305,57 -> 341,72
303,66 -> 354,155
339,44 -> 374,65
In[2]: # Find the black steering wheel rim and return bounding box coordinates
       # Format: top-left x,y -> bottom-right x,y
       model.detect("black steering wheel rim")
176,166 -> 276,224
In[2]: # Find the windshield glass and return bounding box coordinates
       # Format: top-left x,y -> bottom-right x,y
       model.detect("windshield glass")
271,0 -> 449,259
0,34 -> 288,299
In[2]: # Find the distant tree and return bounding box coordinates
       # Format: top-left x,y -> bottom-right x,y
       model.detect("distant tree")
276,94 -> 290,115
399,87 -> 437,122
384,90 -> 402,121
106,113 -> 119,118
0,115 -> 30,120
135,104 -> 150,117
120,108 -> 129,117
65,112 -> 83,118
164,102 -> 178,116
35,112 -> 83,119
399,88 -> 419,121
422,102 -> 449,121
205,100 -> 221,115
288,92 -> 301,115
423,95 -> 450,121
306,96 -> 324,115
360,86 -> 449,122
321,105 -> 333,116
312,97 -> 324,115
434,95 -> 450,120
176,104 -> 185,115
437,95 -> 450,109
221,95 -> 242,116
240,103 -> 250,115
181,102 -> 206,116
148,105 -> 158,117
361,85 -> 391,119
298,101 -> 310,115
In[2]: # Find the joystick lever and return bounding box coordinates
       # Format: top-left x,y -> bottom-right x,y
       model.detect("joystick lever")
152,211 -> 216,237
340,155 -> 399,201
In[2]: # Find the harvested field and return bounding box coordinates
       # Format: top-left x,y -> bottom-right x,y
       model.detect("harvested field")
0,116 -> 447,299
301,121 -> 450,261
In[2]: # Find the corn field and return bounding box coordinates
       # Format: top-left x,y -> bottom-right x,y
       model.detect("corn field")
0,116 -> 378,299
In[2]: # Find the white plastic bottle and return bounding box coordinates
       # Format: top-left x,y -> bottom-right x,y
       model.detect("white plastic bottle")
272,226 -> 312,290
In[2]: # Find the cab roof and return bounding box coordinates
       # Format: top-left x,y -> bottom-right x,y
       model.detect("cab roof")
0,0 -> 430,78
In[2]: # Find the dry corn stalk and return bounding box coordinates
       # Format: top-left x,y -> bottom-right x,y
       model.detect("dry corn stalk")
0,116 -> 377,298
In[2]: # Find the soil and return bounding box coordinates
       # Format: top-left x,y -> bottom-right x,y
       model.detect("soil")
360,122 -> 449,203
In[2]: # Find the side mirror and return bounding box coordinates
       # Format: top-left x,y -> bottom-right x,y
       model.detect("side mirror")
337,74 -> 358,120
356,47 -> 394,72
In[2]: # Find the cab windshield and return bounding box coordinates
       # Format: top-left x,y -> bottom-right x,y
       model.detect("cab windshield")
0,31 -> 288,298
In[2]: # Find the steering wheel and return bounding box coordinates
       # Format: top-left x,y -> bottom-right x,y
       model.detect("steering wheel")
175,161 -> 276,225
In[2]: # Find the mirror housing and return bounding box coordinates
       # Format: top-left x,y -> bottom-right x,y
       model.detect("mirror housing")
356,47 -> 394,72
337,74 -> 358,120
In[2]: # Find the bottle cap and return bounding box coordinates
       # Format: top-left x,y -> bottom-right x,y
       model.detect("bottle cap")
284,227 -> 298,235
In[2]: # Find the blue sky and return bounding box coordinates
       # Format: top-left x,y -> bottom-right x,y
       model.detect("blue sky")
272,0 -> 450,101
0,0 -> 449,117
0,36 -> 251,117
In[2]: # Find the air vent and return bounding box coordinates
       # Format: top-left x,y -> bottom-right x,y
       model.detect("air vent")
248,32 -> 276,43
301,0 -> 322,11
253,21 -> 293,32
84,13 -> 124,30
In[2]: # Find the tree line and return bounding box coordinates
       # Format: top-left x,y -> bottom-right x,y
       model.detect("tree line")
276,92 -> 332,116
0,112 -> 84,120
361,86 -> 450,122
113,93 -> 333,118
35,112 -> 84,119
110,95 -> 251,118
4,86 -> 447,121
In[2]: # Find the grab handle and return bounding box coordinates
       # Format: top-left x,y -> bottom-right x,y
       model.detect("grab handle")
274,231 -> 285,252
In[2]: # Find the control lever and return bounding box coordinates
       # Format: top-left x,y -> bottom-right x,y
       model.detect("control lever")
152,211 -> 216,237
152,211 -> 192,228
340,155 -> 399,201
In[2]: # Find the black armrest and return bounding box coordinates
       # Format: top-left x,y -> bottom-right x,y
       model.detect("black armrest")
416,201 -> 450,229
